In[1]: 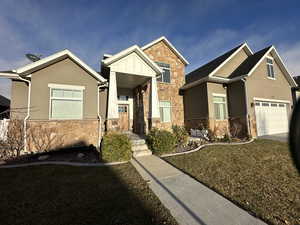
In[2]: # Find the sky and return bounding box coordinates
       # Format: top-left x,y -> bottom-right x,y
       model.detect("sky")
0,0 -> 300,98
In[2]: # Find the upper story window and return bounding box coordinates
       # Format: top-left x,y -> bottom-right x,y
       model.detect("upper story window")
266,58 -> 275,79
156,62 -> 171,83
48,84 -> 84,120
213,95 -> 228,120
118,95 -> 129,101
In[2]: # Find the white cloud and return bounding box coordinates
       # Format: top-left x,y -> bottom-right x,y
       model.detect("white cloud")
278,42 -> 300,77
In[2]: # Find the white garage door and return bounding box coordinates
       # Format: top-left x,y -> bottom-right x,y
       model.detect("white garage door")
255,101 -> 289,136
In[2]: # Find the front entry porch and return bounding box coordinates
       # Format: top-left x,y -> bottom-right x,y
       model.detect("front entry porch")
102,45 -> 163,134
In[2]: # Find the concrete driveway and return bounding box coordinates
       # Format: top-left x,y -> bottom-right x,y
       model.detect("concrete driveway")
259,133 -> 288,142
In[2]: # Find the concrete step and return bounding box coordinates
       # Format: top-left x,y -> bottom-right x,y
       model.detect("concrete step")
132,144 -> 149,152
133,149 -> 152,158
131,139 -> 146,145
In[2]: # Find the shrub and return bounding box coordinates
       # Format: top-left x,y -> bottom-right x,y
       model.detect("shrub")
172,125 -> 189,146
146,128 -> 176,155
101,132 -> 132,162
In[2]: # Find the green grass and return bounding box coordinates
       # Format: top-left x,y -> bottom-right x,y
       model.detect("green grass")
165,139 -> 300,225
0,163 -> 178,225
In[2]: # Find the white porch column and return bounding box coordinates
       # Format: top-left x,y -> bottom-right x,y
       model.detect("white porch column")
107,71 -> 119,119
150,76 -> 160,118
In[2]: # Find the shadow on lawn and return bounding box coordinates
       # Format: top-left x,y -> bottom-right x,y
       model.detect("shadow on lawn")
0,160 -> 177,225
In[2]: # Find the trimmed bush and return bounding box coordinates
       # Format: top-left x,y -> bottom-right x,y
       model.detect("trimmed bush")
172,125 -> 189,146
101,132 -> 132,162
146,128 -> 176,155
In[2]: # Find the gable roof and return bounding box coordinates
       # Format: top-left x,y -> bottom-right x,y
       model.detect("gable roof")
102,45 -> 163,74
15,49 -> 106,83
186,43 -> 252,84
229,46 -> 272,78
141,36 -> 189,65
0,95 -> 10,107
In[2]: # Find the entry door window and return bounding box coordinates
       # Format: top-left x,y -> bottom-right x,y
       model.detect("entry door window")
50,88 -> 83,119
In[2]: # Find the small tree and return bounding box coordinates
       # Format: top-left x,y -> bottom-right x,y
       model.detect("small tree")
5,119 -> 26,157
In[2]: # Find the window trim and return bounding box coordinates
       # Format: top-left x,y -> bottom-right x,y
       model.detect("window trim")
212,93 -> 228,120
48,84 -> 84,120
156,61 -> 171,84
266,57 -> 276,79
159,100 -> 172,123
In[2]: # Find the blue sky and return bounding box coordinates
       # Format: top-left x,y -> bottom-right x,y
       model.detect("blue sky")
1,0 -> 300,98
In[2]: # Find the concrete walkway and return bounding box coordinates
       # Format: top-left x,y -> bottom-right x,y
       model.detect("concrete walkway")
259,133 -> 288,143
131,155 -> 267,225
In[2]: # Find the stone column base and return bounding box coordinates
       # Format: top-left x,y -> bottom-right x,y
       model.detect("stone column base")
106,119 -> 120,132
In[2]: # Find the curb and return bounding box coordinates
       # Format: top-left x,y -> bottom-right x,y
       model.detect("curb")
0,160 -> 128,169
161,138 -> 255,158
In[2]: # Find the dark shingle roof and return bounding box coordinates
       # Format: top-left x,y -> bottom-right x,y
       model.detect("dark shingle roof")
229,46 -> 272,78
185,44 -> 244,84
0,95 -> 10,107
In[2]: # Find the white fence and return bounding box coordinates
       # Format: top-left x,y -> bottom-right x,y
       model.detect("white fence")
0,119 -> 9,141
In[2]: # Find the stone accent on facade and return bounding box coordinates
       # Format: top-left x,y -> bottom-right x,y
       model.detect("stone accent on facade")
26,120 -> 99,152
249,115 -> 258,137
209,119 -> 230,138
106,119 -> 120,131
143,40 -> 185,130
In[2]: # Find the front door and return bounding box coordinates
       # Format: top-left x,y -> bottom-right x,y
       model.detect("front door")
118,104 -> 129,131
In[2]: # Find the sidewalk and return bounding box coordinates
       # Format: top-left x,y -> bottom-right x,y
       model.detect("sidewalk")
131,155 -> 267,225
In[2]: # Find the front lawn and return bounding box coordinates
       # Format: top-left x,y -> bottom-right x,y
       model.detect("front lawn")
165,140 -> 300,225
0,163 -> 178,225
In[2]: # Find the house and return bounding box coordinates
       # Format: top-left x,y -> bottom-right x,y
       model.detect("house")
0,36 -> 188,151
292,76 -> 300,104
181,43 -> 297,137
0,94 -> 10,119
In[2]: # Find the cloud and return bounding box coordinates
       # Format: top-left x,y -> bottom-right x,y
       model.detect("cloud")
279,42 -> 300,77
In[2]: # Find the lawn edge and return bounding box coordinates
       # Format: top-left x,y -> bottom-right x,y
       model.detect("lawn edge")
161,138 -> 255,158
0,160 -> 129,168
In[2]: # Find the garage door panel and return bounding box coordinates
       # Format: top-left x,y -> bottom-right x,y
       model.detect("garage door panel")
255,101 -> 288,136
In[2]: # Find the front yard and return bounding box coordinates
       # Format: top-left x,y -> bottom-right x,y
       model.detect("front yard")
165,139 -> 300,225
0,163 -> 177,225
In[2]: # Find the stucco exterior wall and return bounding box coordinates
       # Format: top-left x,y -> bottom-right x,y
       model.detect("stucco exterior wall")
214,49 -> 248,77
183,83 -> 209,130
10,80 -> 29,119
30,58 -> 99,120
246,56 -> 293,136
143,40 -> 186,130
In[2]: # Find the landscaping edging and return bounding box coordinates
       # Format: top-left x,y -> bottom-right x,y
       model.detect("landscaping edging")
0,160 -> 128,168
161,138 -> 255,158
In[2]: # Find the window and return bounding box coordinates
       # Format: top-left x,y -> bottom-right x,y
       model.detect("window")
118,105 -> 127,113
267,58 -> 275,78
50,87 -> 83,119
156,62 -> 171,83
118,95 -> 129,101
159,101 -> 171,122
213,96 -> 227,120
262,102 -> 269,107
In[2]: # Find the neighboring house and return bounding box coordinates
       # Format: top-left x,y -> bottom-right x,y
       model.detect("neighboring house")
292,76 -> 300,104
0,36 -> 188,151
181,43 -> 297,137
0,94 -> 10,119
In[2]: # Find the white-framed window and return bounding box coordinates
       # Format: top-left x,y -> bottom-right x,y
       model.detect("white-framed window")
266,58 -> 275,79
159,101 -> 171,123
156,62 -> 171,83
213,95 -> 228,120
48,84 -> 84,120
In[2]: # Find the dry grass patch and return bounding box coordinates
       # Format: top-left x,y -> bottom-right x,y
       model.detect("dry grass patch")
165,140 -> 300,225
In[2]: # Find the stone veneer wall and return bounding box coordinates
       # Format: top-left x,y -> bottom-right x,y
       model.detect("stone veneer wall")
143,40 -> 185,131
26,120 -> 99,152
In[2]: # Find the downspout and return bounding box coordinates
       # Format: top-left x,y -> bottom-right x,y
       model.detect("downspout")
17,75 -> 31,152
241,78 -> 251,137
97,82 -> 108,149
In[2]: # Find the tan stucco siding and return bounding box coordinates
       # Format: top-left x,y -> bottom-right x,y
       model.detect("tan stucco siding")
10,80 -> 28,119
227,80 -> 247,118
183,83 -> 208,120
214,49 -> 248,77
246,57 -> 293,117
30,58 -> 99,120
207,82 -> 227,118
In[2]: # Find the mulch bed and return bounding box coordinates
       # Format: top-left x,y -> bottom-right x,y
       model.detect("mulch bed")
2,146 -> 101,165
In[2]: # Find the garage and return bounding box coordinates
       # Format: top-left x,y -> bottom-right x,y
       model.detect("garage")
254,100 -> 289,136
